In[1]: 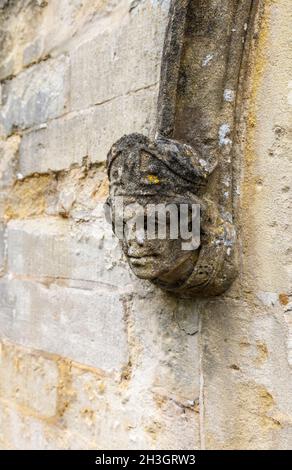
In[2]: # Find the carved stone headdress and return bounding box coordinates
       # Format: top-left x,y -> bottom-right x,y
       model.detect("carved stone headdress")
107,133 -> 213,200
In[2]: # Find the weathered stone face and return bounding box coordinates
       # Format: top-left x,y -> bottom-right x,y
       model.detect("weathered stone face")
108,133 -> 202,288
107,129 -> 237,298
111,197 -> 199,282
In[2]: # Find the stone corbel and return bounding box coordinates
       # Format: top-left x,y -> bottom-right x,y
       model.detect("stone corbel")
107,0 -> 259,297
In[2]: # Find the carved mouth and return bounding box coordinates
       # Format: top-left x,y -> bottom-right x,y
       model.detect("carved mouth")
129,254 -> 158,265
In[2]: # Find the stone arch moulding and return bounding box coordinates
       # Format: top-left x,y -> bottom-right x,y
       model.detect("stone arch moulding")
107,0 -> 260,297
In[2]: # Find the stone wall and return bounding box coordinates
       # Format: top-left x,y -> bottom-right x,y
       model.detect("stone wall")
0,0 -> 292,450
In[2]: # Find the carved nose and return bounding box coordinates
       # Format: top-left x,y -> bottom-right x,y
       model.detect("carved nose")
127,236 -> 144,248
135,226 -> 146,246
126,226 -> 145,247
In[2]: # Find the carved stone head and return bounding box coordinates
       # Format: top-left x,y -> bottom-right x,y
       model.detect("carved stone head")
107,133 -> 236,297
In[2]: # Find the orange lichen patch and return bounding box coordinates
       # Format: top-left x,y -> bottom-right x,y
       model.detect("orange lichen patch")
144,420 -> 163,441
243,2 -> 272,170
3,162 -> 107,221
206,382 -> 282,449
154,394 -> 168,409
80,408 -> 95,422
238,0 -> 274,296
98,381 -> 106,394
147,174 -> 160,184
258,387 -> 274,410
193,401 -> 200,414
279,293 -> 289,306
0,339 -> 110,426
95,177 -> 109,199
242,383 -> 282,431
0,340 -> 58,424
4,174 -> 56,220
255,341 -> 269,366
56,358 -> 75,420
120,360 -> 132,385
243,2 -> 271,200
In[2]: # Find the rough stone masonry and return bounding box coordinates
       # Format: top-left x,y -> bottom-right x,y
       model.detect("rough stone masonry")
0,0 -> 292,450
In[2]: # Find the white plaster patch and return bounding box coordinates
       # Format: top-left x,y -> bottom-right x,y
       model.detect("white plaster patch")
199,158 -> 207,168
257,291 -> 278,307
219,124 -> 232,147
202,54 -> 214,67
224,89 -> 235,103
222,211 -> 233,223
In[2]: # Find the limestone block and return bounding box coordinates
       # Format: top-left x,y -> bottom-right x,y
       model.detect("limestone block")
0,278 -> 128,373
0,223 -> 5,274
70,0 -> 168,111
130,291 -> 200,404
0,56 -> 69,136
0,351 -> 199,450
0,135 -> 20,189
0,402 -> 66,450
201,298 -> 292,450
7,217 -> 133,289
62,365 -> 199,450
19,86 -> 157,175
0,341 -> 58,419
0,0 -> 125,80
